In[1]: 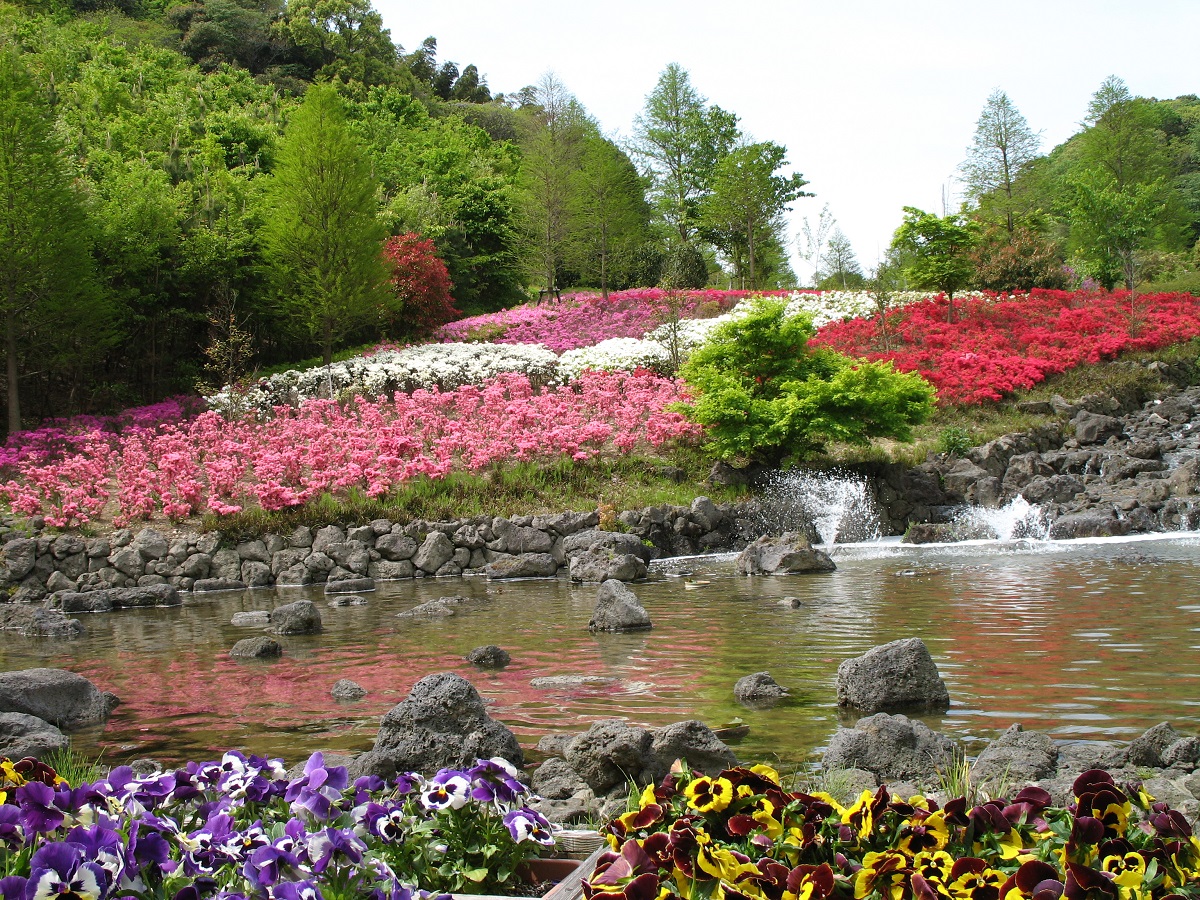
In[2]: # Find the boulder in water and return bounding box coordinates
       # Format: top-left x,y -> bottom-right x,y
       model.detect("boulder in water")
836,638 -> 949,714
736,533 -> 835,575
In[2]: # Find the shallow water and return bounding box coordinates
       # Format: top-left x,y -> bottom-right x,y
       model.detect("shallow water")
5,532 -> 1200,769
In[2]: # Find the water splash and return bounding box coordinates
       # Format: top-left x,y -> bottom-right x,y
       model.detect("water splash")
952,497 -> 1051,541
759,470 -> 882,547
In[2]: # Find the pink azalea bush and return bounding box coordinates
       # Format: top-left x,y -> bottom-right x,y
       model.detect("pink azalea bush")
436,289 -> 775,352
0,372 -> 700,527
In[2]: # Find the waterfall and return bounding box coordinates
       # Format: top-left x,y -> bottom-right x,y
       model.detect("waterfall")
951,497 -> 1051,541
759,470 -> 882,547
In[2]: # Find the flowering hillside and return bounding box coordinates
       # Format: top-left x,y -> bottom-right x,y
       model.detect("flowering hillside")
813,289 -> 1200,404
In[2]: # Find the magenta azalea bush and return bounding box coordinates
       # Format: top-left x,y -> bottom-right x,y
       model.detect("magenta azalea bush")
0,372 -> 699,527
436,290 -> 758,352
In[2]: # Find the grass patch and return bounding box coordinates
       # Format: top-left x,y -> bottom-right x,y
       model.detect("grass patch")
203,450 -> 746,542
44,743 -> 106,786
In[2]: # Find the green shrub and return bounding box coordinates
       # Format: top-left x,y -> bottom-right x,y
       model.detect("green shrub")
676,299 -> 936,464
937,425 -> 972,456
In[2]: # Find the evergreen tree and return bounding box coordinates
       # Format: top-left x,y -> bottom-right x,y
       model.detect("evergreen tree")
960,89 -> 1041,234
261,82 -> 389,366
0,50 -> 105,433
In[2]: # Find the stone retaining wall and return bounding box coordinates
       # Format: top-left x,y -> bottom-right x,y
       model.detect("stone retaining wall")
0,497 -> 763,604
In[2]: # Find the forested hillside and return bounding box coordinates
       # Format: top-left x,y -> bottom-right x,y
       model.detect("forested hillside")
0,0 -> 810,430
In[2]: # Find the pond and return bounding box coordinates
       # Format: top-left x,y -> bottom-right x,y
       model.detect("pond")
5,532 -> 1200,769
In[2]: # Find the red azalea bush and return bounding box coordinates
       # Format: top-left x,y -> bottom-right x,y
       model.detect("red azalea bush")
383,232 -> 459,337
812,290 -> 1200,405
0,372 -> 700,527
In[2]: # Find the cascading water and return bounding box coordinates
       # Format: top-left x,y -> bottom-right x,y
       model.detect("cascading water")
759,470 -> 882,547
951,496 -> 1051,541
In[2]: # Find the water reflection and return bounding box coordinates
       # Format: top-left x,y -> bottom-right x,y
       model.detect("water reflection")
3,533 -> 1200,767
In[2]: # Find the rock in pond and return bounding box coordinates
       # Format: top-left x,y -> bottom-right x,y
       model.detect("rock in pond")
0,668 -> 119,729
231,611 -> 271,627
268,600 -> 322,635
353,672 -> 523,779
736,533 -> 836,575
0,712 -> 68,760
230,636 -> 283,659
733,672 -> 788,708
332,679 -> 367,700
588,580 -> 652,632
467,645 -> 511,668
836,637 -> 950,714
325,577 -> 375,594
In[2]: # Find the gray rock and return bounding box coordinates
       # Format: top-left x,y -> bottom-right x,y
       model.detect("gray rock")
568,548 -> 646,583
1128,722 -> 1182,768
467,645 -> 511,668
531,511 -> 599,536
289,526 -> 314,549
332,679 -> 367,700
537,733 -> 574,758
836,638 -> 950,714
485,553 -> 559,579
736,533 -> 836,575
53,591 -> 115,614
192,577 -> 246,593
241,561 -> 272,587
734,672 -> 788,707
489,519 -> 554,555
0,712 -> 68,760
179,553 -> 211,580
347,525 -> 375,544
823,713 -> 956,781
1056,741 -> 1128,776
268,599 -> 322,635
369,560 -> 415,580
0,668 -> 119,728
412,532 -> 455,573
562,530 -> 652,563
972,724 -> 1058,788
368,673 -> 523,774
110,584 -> 180,607
312,525 -> 347,555
1049,511 -> 1132,540
589,580 -> 652,632
647,720 -> 737,777
325,576 -> 375,594
565,720 -> 654,793
690,496 -> 723,532
2,539 -> 36,580
396,597 -> 469,619
210,548 -> 242,581
531,675 -> 617,690
325,541 -> 371,575
532,757 -> 589,799
19,608 -> 85,638
45,571 -> 75,594
276,564 -> 311,587
109,546 -> 144,578
376,534 -> 418,561
1162,736 -> 1200,770
1074,411 -> 1124,445
231,610 -> 271,627
236,540 -> 270,564
230,636 -> 283,659
132,527 -> 169,560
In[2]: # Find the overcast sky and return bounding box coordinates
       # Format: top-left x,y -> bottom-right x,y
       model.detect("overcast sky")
373,0 -> 1199,283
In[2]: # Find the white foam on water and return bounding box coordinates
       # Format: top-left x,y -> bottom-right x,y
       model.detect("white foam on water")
759,470 -> 882,547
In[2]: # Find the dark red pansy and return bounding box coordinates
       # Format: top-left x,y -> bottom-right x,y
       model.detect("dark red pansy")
1063,863 -> 1117,900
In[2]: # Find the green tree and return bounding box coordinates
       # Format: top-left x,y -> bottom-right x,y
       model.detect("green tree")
960,89 -> 1041,235
632,63 -> 739,243
1065,76 -> 1181,290
890,207 -> 978,322
0,49 -> 106,433
699,141 -> 810,289
261,82 -> 389,366
274,0 -> 401,89
568,133 -> 650,297
970,224 -> 1068,291
818,228 -> 864,289
516,72 -> 589,294
677,299 -> 934,464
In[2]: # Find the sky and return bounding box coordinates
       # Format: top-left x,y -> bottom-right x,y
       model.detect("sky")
373,0 -> 1199,283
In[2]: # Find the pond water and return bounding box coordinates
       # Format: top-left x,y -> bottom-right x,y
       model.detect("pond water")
5,532 -> 1200,770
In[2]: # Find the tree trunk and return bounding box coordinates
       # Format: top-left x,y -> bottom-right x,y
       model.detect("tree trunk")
947,290 -> 956,324
323,320 -> 333,367
746,217 -> 756,290
6,314 -> 19,435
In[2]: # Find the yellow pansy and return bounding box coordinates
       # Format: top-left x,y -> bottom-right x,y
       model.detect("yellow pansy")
685,776 -> 734,814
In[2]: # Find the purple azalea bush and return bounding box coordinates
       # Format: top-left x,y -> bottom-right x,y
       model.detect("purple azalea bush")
0,752 -> 556,899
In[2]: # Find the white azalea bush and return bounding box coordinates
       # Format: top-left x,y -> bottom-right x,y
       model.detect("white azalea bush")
207,343 -> 561,414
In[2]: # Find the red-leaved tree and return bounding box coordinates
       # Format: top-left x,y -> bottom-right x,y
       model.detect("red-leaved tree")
382,233 -> 458,337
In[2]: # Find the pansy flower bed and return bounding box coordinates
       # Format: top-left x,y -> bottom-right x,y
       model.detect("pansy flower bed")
585,764 -> 1200,900
0,752 -> 557,900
